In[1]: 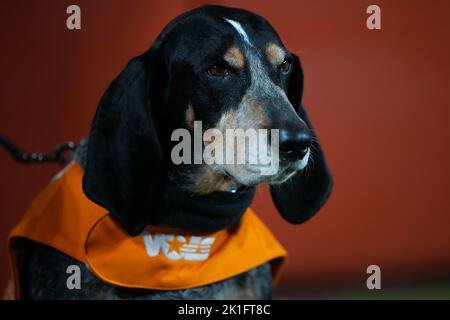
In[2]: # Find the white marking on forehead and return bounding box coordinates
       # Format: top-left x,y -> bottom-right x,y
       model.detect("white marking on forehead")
224,18 -> 252,45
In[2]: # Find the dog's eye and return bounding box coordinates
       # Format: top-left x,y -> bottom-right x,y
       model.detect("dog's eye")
280,59 -> 291,73
208,64 -> 229,77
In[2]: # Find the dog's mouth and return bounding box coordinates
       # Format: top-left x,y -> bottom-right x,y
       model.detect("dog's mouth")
221,147 -> 311,187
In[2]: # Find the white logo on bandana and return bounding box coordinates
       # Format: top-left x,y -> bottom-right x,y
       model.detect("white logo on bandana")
141,232 -> 215,261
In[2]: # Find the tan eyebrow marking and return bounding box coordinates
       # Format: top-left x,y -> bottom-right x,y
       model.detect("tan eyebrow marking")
266,42 -> 285,66
224,47 -> 245,69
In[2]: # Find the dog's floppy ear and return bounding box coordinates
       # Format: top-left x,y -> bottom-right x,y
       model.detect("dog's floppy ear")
82,47 -> 165,236
270,54 -> 333,224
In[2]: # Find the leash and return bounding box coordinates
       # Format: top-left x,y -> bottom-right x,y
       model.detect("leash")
0,133 -> 77,166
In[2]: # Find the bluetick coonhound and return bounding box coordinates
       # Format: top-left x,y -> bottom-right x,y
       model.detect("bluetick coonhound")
15,5 -> 332,299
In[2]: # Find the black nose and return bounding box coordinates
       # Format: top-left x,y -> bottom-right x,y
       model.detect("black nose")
279,128 -> 312,160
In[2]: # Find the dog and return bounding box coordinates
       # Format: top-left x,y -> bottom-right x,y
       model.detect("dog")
8,5 -> 332,300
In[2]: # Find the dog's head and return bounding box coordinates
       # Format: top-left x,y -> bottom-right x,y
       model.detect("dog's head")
83,5 -> 333,235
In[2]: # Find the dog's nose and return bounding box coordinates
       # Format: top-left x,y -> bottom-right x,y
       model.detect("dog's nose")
278,128 -> 312,160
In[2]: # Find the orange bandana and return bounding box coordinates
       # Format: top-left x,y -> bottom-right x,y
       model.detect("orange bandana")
8,162 -> 287,299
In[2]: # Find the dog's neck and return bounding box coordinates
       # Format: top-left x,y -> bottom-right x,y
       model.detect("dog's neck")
75,140 -> 254,233
170,165 -> 244,195
155,178 -> 255,232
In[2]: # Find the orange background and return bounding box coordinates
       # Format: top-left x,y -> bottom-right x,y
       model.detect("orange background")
1,0 -> 450,296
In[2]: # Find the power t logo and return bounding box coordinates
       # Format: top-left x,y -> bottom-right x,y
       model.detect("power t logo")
142,232 -> 216,261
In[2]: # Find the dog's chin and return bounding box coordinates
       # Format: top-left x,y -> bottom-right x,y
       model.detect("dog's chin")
266,171 -> 298,185
224,162 -> 307,187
